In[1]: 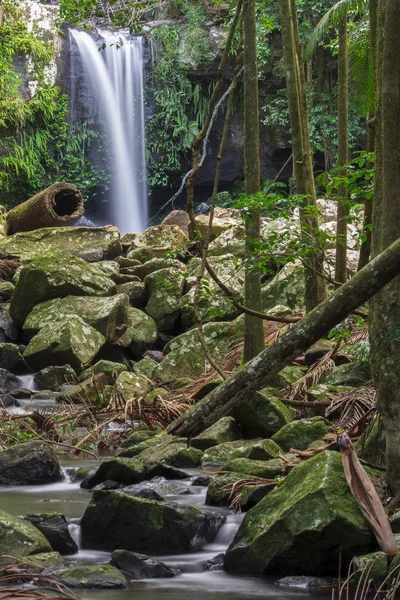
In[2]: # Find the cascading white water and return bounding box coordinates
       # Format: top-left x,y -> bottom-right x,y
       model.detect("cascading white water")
69,29 -> 147,233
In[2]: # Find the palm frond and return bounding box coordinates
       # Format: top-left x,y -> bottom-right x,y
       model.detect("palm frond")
283,346 -> 338,402
348,18 -> 374,114
305,0 -> 368,58
325,385 -> 376,431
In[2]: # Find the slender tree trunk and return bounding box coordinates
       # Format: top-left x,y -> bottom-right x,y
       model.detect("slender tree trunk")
369,0 -> 400,495
168,235 -> 400,439
243,0 -> 264,362
358,0 -> 378,270
335,16 -> 349,284
279,0 -> 326,311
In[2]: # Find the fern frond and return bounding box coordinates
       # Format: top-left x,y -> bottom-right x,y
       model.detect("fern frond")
305,0 -> 368,58
348,19 -> 374,114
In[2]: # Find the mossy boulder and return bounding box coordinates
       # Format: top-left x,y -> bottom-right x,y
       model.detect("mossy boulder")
191,417 -> 243,451
79,360 -> 129,382
23,513 -> 78,555
262,261 -> 305,313
133,356 -> 158,380
85,457 -> 147,488
23,294 -> 129,343
272,366 -> 305,389
353,552 -> 388,583
60,565 -> 128,589
127,225 -> 189,262
0,225 -> 122,263
11,255 -> 116,326
306,384 -> 354,402
240,484 -> 275,511
23,552 -> 64,571
144,267 -> 185,332
156,318 -> 244,382
111,549 -> 178,579
34,365 -> 78,391
0,509 -> 52,560
324,361 -> 371,387
224,458 -> 285,479
121,429 -> 157,449
137,439 -> 203,468
202,439 -> 281,467
116,371 -> 149,402
117,307 -> 158,358
206,473 -> 252,506
224,451 -> 373,576
0,282 -> 14,302
233,387 -> 294,438
0,440 -> 61,485
271,417 -> 329,452
81,490 -> 225,553
131,257 -> 186,280
56,373 -> 109,405
23,316 -> 105,373
0,343 -> 25,372
117,281 -> 146,307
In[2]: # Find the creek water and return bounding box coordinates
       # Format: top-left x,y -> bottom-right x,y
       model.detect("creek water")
69,28 -> 147,234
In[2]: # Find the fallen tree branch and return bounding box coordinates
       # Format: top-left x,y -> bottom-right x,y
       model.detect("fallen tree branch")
167,235 -> 400,438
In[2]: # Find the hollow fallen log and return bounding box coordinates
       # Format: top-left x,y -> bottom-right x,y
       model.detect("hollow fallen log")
6,182 -> 84,235
167,235 -> 400,438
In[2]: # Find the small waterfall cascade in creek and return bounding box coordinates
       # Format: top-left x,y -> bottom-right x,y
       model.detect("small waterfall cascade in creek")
69,29 -> 147,233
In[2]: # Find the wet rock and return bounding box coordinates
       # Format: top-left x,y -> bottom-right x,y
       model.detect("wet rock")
271,417 -> 329,452
0,509 -> 51,561
144,350 -> 164,363
137,440 -> 203,469
233,387 -> 294,438
69,216 -> 96,227
240,484 -> 275,511
161,210 -> 191,238
197,202 -> 210,215
0,394 -> 20,408
224,451 -> 374,576
0,307 -> 18,342
93,480 -> 120,491
204,553 -> 225,571
131,257 -> 186,280
0,225 -> 122,263
60,565 -> 128,589
144,267 -> 185,332
84,458 -> 146,488
353,552 -> 388,583
123,477 -> 189,499
23,513 -> 78,555
156,318 -> 244,382
192,475 -> 212,487
81,490 -> 225,553
0,440 -> 62,485
117,306 -> 158,359
121,429 -> 157,449
202,439 -> 281,468
206,473 -> 252,507
191,417 -> 243,451
79,360 -> 128,382
0,343 -> 25,373
23,293 -> 129,344
127,225 -> 189,262
111,549 -> 179,578
224,458 -> 285,479
0,281 -> 14,302
10,255 -> 116,326
23,316 -> 106,373
0,367 -> 22,393
275,576 -> 336,588
34,365 -> 78,391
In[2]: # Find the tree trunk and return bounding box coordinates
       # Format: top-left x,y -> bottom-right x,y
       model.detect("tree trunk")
369,0 -> 400,494
279,0 -> 326,311
242,0 -> 264,362
335,16 -> 349,284
6,183 -> 84,235
168,235 -> 400,439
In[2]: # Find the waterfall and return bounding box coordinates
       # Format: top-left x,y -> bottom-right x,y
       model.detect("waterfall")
69,29 -> 147,233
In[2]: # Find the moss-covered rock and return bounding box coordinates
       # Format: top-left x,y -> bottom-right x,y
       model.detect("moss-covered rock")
131,257 -> 186,280
355,416 -> 386,468
34,365 -> 78,391
81,490 -> 225,553
116,371 -> 149,402
262,261 -> 305,313
133,356 -> 158,380
95,260 -> 120,276
0,226 -> 122,263
206,473 -> 252,506
0,282 -> 14,302
23,552 -> 64,570
191,417 -> 243,451
224,451 -> 373,575
353,552 -> 388,583
23,513 -> 78,555
11,255 -> 116,326
240,484 -> 275,511
324,362 -> 371,387
23,316 -> 105,373
156,318 -> 244,382
306,384 -> 354,402
0,343 -> 25,372
202,439 -> 281,467
233,387 -> 294,438
271,417 -> 329,452
79,360 -> 129,382
224,458 -> 285,479
56,373 -> 110,405
116,281 -> 146,307
121,429 -> 157,449
117,307 -> 158,358
0,440 -> 61,485
144,268 -> 185,332
85,457 -> 147,488
271,366 -> 305,389
0,509 -> 51,560
60,565 -> 128,589
127,225 -> 189,262
23,294 -> 129,343
137,440 -> 203,469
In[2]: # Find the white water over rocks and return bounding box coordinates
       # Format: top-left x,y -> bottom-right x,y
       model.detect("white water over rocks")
70,29 -> 147,233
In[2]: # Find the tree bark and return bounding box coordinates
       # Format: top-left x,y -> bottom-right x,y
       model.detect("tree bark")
335,16 -> 349,284
369,0 -> 400,494
168,235 -> 400,438
279,0 -> 326,312
243,0 -> 264,362
6,183 -> 84,235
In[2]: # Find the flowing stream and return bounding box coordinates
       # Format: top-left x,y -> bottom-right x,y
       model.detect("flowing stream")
69,29 -> 147,233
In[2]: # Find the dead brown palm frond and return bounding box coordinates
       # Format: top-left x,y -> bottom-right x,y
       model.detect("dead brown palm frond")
0,258 -> 20,281
334,557 -> 400,600
325,385 -> 376,432
221,475 -> 279,511
124,392 -> 191,429
283,343 -> 340,402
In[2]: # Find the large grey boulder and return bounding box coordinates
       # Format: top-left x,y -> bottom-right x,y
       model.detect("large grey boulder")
0,509 -> 51,561
24,513 -> 78,555
0,440 -> 62,485
144,268 -> 185,332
